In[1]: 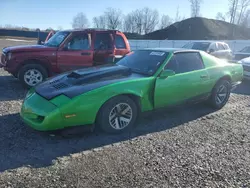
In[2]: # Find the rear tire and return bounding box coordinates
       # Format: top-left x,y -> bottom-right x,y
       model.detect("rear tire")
96,95 -> 138,134
18,64 -> 48,88
207,79 -> 231,109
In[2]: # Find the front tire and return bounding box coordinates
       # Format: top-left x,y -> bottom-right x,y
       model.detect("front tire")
18,64 -> 48,88
96,95 -> 138,134
208,79 -> 231,109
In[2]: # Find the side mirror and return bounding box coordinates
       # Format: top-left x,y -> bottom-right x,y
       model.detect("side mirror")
160,69 -> 175,78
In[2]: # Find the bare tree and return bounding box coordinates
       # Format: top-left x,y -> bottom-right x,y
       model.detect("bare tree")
72,12 -> 89,29
228,0 -> 239,23
189,0 -> 203,17
237,0 -> 250,24
141,7 -> 159,34
240,8 -> 250,26
123,9 -> 144,34
93,15 -> 107,29
174,5 -> 185,22
103,7 -> 122,30
123,7 -> 159,34
216,12 -> 226,21
5,24 -> 14,28
159,15 -> 173,29
133,9 -> 144,34
123,13 -> 137,33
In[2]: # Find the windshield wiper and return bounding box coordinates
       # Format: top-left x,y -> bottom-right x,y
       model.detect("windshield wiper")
131,68 -> 149,76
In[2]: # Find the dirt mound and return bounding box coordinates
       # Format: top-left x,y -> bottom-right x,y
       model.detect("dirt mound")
127,17 -> 250,40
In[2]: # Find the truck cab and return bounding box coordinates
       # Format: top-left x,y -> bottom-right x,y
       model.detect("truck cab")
0,29 -> 131,88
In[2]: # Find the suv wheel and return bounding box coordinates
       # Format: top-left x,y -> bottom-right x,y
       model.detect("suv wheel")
18,64 -> 48,88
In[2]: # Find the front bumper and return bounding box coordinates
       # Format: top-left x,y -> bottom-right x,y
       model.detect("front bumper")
20,92 -> 64,131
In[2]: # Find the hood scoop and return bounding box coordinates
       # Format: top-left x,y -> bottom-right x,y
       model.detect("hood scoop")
48,78 -> 70,90
73,67 -> 131,85
53,82 -> 69,90
35,65 -> 132,100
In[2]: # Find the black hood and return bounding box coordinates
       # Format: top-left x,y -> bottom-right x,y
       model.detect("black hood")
35,64 -> 145,100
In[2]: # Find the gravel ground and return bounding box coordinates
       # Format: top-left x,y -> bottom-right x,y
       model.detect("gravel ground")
0,39 -> 250,187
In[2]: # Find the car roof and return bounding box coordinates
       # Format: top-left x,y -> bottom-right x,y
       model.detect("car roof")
137,47 -> 202,53
61,28 -> 120,33
188,41 -> 228,44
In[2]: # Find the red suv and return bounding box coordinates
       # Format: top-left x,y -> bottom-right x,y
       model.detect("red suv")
0,29 -> 131,88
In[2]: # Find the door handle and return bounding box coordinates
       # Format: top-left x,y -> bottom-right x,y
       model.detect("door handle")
81,52 -> 91,56
200,75 -> 208,78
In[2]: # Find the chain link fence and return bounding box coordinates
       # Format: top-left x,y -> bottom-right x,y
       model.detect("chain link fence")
129,40 -> 250,52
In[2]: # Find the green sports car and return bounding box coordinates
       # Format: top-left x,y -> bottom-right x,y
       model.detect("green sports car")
20,48 -> 243,134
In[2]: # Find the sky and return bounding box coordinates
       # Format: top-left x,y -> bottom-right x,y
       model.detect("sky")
0,0 -> 229,30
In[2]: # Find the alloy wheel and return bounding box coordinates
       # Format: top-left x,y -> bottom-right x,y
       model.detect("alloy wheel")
24,69 -> 43,86
108,103 -> 133,130
215,84 -> 228,105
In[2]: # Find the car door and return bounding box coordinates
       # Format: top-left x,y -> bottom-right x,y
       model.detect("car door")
57,32 -> 93,72
214,42 -> 229,59
154,52 -> 210,108
93,32 -> 115,65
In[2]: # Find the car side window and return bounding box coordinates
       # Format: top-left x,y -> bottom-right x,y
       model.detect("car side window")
223,43 -> 229,50
94,33 -> 113,50
165,52 -> 204,74
66,34 -> 90,50
218,43 -> 225,50
209,43 -> 217,51
115,35 -> 126,49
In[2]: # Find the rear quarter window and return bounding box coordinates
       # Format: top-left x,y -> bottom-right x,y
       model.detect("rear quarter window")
115,35 -> 126,49
223,43 -> 230,50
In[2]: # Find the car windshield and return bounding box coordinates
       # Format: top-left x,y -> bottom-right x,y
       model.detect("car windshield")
44,31 -> 70,47
116,50 -> 169,76
183,42 -> 211,51
240,46 -> 250,53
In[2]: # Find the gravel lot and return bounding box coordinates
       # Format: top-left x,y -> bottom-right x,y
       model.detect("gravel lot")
0,39 -> 250,188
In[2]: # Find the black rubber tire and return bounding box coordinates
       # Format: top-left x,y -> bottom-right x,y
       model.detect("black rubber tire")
18,64 -> 48,88
96,95 -> 138,134
207,79 -> 231,109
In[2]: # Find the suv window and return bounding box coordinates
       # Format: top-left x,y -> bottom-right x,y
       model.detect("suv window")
209,43 -> 218,51
66,34 -> 90,50
165,52 -> 204,74
223,43 -> 229,50
115,34 -> 126,49
94,33 -> 113,50
183,42 -> 210,51
217,43 -> 225,50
